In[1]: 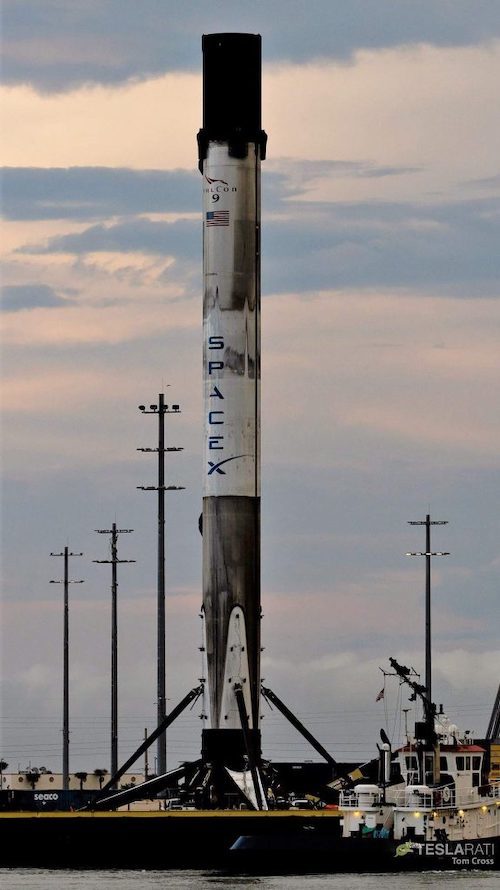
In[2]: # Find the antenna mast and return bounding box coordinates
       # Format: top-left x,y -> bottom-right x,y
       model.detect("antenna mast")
406,514 -> 449,710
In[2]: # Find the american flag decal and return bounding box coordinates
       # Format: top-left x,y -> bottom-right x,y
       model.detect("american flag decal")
206,210 -> 229,227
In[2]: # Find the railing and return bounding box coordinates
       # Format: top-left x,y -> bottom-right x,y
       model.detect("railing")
396,779 -> 500,810
394,788 -> 437,809
340,790 -> 382,808
342,779 -> 499,812
488,779 -> 500,799
339,791 -> 359,807
448,779 -> 500,809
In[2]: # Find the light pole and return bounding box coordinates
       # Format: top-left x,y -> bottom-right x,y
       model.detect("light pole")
50,547 -> 83,791
93,523 -> 135,783
406,515 -> 449,712
137,394 -> 184,776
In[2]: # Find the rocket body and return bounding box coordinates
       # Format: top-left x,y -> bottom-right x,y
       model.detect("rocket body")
199,34 -> 266,751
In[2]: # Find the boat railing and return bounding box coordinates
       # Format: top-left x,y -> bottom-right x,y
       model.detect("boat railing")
488,778 -> 500,799
339,790 -> 361,808
430,785 -> 455,808
342,779 -> 499,812
393,785 -> 453,809
395,779 -> 500,810
448,779 -> 500,808
339,789 -> 382,808
397,788 -> 436,809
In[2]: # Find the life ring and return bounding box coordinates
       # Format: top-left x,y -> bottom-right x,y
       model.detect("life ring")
442,786 -> 451,803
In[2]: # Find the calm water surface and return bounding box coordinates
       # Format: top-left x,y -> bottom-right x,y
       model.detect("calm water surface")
0,871 -> 498,889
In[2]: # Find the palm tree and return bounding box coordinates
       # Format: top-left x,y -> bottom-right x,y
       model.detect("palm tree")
75,771 -> 88,791
93,768 -> 108,790
25,768 -> 40,790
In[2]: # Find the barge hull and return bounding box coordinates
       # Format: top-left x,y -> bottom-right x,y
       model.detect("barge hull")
0,810 -> 339,869
1,811 -> 497,871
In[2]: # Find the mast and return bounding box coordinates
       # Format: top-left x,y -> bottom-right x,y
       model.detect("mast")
407,515 -> 449,728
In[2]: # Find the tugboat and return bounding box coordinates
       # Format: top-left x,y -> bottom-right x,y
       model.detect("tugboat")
231,518 -> 499,871
230,665 -> 499,872
337,659 -> 499,871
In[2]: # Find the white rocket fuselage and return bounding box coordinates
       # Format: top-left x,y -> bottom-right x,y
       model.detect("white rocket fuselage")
199,34 -> 266,755
202,145 -> 261,731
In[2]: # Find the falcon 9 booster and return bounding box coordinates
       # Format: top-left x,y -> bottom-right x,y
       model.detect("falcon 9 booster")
198,34 -> 267,769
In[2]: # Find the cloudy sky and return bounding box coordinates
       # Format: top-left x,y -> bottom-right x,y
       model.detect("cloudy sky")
2,1 -> 500,776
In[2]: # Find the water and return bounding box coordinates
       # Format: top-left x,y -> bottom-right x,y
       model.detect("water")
0,871 -> 498,890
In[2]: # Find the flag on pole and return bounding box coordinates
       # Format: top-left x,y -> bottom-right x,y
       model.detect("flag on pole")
376,688 -> 385,702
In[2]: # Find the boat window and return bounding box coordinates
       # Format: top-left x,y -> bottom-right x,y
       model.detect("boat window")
472,756 -> 481,771
465,756 -> 471,770
472,772 -> 480,787
456,756 -> 465,771
439,756 -> 448,770
405,756 -> 418,770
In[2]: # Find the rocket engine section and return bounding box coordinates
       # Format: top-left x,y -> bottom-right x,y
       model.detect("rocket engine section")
198,34 -> 267,768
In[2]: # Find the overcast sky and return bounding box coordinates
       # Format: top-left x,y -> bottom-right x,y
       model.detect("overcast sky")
2,1 -> 500,777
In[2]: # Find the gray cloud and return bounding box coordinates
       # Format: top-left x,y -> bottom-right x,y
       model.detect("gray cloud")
2,163 -> 418,222
4,0 -> 500,92
1,284 -> 70,311
263,198 -> 500,295
463,173 -> 500,190
2,167 -> 200,221
18,217 -> 198,260
265,160 -> 423,202
17,193 -> 500,296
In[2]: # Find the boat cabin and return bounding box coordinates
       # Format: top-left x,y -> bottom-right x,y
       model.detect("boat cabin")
398,744 -> 485,794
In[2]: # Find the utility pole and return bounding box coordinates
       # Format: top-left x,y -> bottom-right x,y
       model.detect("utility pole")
50,547 -> 83,792
94,524 -> 135,783
137,394 -> 184,776
406,515 -> 449,713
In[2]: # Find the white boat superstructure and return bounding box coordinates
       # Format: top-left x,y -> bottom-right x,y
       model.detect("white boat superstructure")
340,700 -> 500,849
